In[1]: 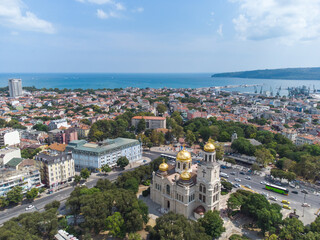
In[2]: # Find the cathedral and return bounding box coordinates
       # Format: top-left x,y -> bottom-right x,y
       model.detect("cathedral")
150,140 -> 221,220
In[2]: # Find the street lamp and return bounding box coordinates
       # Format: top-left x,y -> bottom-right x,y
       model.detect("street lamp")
301,189 -> 308,217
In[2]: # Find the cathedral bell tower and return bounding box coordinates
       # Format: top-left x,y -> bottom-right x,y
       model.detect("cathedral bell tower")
196,138 -> 221,211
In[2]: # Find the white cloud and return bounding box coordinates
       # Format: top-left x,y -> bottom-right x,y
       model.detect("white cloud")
217,24 -> 223,37
132,7 -> 144,13
0,0 -> 55,34
231,0 -> 320,43
96,9 -> 119,19
96,9 -> 108,19
115,3 -> 125,11
88,0 -> 113,4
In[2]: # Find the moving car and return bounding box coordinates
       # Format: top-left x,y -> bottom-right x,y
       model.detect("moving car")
233,183 -> 240,188
230,172 -> 236,175
245,176 -> 251,180
25,205 -> 35,211
234,178 -> 241,182
292,190 -> 298,194
283,205 -> 291,210
302,203 -> 310,207
269,196 -> 277,201
281,200 -> 290,204
245,185 -> 252,189
240,171 -> 245,175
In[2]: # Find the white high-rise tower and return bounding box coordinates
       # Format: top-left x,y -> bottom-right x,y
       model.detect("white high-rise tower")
8,79 -> 23,98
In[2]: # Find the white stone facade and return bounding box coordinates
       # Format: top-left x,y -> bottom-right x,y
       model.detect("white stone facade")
150,147 -> 221,220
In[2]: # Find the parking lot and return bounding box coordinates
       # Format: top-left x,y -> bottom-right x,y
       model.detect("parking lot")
220,164 -> 320,225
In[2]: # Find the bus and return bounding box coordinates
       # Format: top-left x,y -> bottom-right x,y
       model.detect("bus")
160,154 -> 176,161
265,183 -> 289,195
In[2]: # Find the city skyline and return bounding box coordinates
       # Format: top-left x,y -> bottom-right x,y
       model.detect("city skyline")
0,0 -> 320,73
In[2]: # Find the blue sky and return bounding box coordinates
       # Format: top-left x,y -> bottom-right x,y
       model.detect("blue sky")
1,0 -> 320,73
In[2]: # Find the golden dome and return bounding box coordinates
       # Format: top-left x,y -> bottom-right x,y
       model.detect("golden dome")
159,159 -> 169,172
180,171 -> 191,181
176,147 -> 192,162
204,138 -> 215,152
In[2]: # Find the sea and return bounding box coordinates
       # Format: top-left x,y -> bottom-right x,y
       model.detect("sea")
1,73 -> 320,95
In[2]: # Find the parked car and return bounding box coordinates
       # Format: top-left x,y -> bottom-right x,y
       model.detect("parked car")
281,200 -> 290,204
302,203 -> 310,207
245,185 -> 252,189
234,178 -> 241,182
230,172 -> 236,175
245,176 -> 251,180
240,171 -> 245,175
25,205 -> 35,211
283,205 -> 291,210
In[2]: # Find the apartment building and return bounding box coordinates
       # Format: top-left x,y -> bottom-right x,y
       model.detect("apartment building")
0,128 -> 20,147
0,165 -> 41,196
48,119 -> 70,130
131,116 -> 166,130
35,152 -> 75,187
0,148 -> 21,165
67,138 -> 142,170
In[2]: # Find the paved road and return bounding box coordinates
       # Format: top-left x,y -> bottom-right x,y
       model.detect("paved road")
0,152 -> 161,225
220,165 -> 320,224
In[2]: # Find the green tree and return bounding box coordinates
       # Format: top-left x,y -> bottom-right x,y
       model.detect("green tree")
124,177 -> 139,193
215,142 -> 224,160
222,181 -> 233,192
128,232 -> 142,240
279,217 -> 305,240
0,196 -> 8,209
32,123 -> 49,132
186,130 -> 196,146
101,164 -> 111,175
26,188 -> 39,201
44,200 -> 61,211
199,210 -> 226,238
117,156 -> 129,169
148,212 -> 211,240
137,119 -> 146,133
74,175 -> 81,184
106,212 -> 125,238
6,186 -> 23,205
80,168 -> 91,181
156,104 -> 167,115
255,148 -> 274,167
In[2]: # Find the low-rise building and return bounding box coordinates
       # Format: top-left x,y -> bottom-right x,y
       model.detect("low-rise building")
49,119 -> 70,130
131,116 -> 166,130
0,128 -> 20,146
295,134 -> 316,146
0,148 -> 21,165
67,138 -> 142,170
35,151 -> 75,188
48,128 -> 78,144
0,165 -> 41,196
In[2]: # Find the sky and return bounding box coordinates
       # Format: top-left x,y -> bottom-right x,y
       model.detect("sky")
0,0 -> 320,73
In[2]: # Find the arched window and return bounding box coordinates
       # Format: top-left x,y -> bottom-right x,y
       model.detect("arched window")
205,155 -> 207,161
209,155 -> 212,162
189,163 -> 191,168
183,163 -> 186,170
166,185 -> 170,195
178,162 -> 180,169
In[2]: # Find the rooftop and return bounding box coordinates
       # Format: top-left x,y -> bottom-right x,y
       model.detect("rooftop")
132,116 -> 166,120
68,137 -> 140,154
